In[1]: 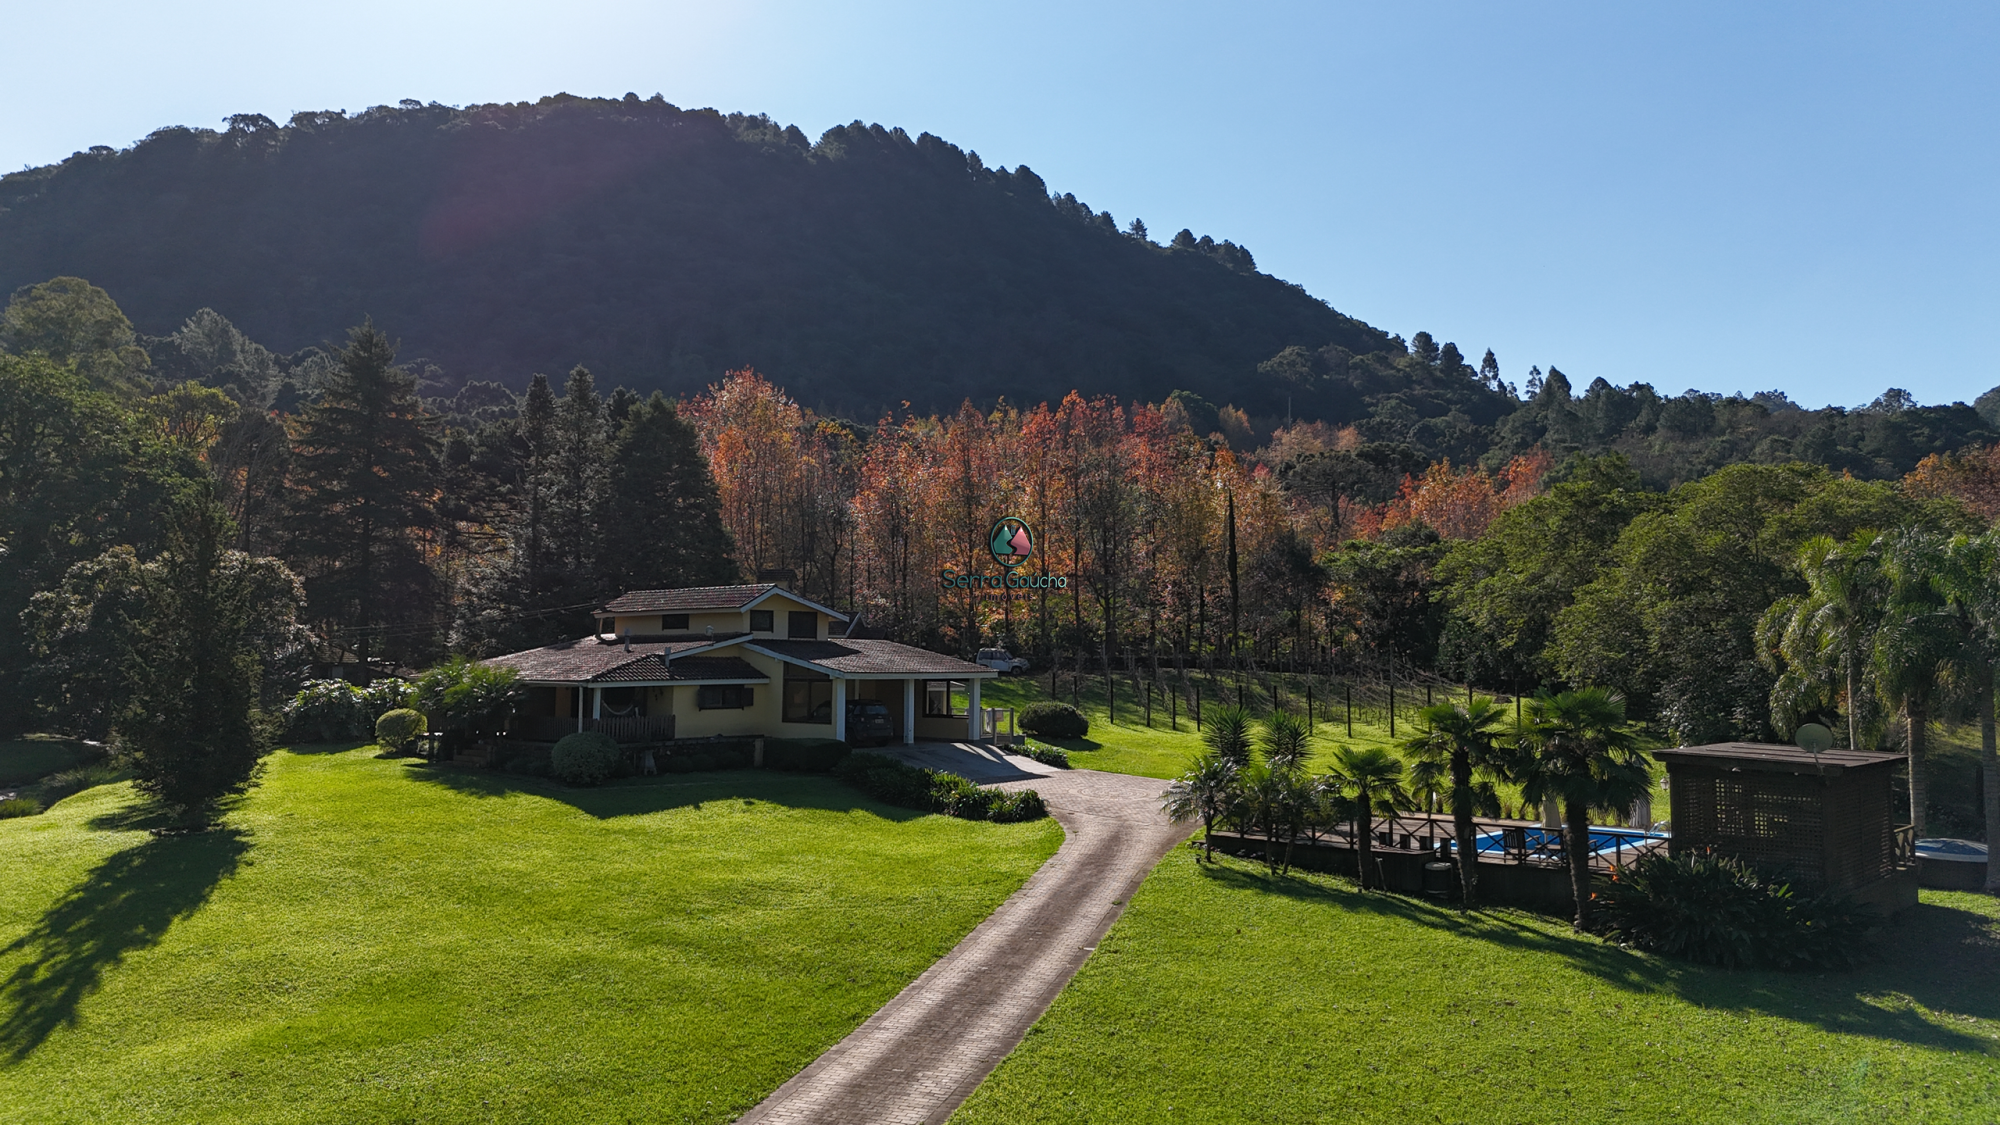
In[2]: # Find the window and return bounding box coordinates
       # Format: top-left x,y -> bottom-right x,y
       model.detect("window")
697,684 -> 752,710
787,611 -> 818,639
784,680 -> 834,723
749,609 -> 774,632
924,680 -> 967,718
661,614 -> 690,631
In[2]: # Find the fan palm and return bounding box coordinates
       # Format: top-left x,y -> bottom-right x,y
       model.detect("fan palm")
1162,752 -> 1238,862
1402,696 -> 1511,905
1517,688 -> 1652,931
1322,745 -> 1408,889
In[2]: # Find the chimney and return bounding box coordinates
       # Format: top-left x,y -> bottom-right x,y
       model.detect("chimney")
756,567 -> 797,592
622,627 -> 630,652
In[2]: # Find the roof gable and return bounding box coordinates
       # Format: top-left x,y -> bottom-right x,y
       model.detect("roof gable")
599,584 -> 849,622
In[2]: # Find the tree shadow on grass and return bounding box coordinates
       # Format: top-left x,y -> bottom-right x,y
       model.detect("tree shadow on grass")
1194,854 -> 2000,1056
0,827 -> 248,1063
405,765 -> 927,823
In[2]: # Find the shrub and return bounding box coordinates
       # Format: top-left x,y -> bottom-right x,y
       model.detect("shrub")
834,751 -> 1048,822
0,797 -> 42,819
1596,850 -> 1876,970
1202,704 -> 1253,766
763,738 -> 852,772
1020,702 -> 1088,739
551,731 -> 622,786
40,765 -> 120,800
285,680 -> 370,741
1019,742 -> 1070,768
374,709 -> 425,753
986,789 -> 1048,822
413,658 -> 523,739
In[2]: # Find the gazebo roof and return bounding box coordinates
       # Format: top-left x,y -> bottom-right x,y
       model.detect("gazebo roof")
1653,742 -> 1906,777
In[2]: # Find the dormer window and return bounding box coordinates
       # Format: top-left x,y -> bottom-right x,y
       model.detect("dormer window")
661,614 -> 689,631
749,610 -> 774,632
787,611 -> 818,639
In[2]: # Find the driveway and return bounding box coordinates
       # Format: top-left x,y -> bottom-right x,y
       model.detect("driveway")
738,745 -> 1188,1125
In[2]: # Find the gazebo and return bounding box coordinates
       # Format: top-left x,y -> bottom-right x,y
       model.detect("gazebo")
1653,742 -> 1918,913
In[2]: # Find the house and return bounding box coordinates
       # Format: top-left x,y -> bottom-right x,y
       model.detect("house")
483,583 -> 998,745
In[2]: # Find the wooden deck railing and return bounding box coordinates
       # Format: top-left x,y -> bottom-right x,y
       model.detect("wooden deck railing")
1280,811 -> 1670,873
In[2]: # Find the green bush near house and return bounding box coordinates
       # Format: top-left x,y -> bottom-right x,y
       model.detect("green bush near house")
763,738 -> 852,772
374,709 -> 425,754
836,752 -> 1048,823
1019,701 -> 1088,739
1595,850 -> 1877,971
551,731 -> 622,786
1018,742 -> 1070,769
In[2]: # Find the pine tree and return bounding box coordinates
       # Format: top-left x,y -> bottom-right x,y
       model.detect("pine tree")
547,365 -> 607,585
284,321 -> 438,664
601,394 -> 737,592
118,491 -> 307,823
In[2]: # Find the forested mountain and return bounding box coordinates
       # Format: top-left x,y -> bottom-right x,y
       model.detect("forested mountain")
0,94 -> 1397,419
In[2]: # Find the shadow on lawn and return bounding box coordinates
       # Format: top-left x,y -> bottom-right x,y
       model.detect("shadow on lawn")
407,765 -> 927,823
0,827 -> 248,1063
1195,855 -> 2000,1056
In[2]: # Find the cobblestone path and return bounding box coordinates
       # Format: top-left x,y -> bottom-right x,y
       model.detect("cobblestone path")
737,756 -> 1188,1125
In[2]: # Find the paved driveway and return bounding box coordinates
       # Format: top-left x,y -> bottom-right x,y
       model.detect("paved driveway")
738,745 -> 1188,1125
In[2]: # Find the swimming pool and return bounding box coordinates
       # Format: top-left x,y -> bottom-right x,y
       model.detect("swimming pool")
1470,826 -> 1668,860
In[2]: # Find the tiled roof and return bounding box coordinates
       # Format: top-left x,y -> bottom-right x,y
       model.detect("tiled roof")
592,655 -> 767,683
1653,743 -> 1906,775
483,636 -> 758,683
750,639 -> 993,677
601,585 -> 777,613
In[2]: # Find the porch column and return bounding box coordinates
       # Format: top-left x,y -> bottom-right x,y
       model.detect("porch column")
592,686 -> 603,725
833,678 -> 847,743
574,687 -> 583,733
904,678 -> 917,744
967,678 -> 983,741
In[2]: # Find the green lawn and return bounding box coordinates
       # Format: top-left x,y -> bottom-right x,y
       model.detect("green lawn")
951,848 -> 2000,1124
982,674 -> 1471,780
0,738 -> 92,788
0,745 -> 1061,1124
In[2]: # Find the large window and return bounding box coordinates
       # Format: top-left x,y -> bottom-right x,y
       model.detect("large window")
924,681 -> 967,718
784,680 -> 834,724
787,611 -> 818,639
749,609 -> 774,632
661,614 -> 690,631
697,684 -> 752,710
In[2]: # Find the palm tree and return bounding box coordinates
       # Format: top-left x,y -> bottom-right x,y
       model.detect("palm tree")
1163,753 -> 1238,861
1517,688 -> 1652,931
1757,531 -> 1885,752
1257,709 -> 1312,774
1402,696 -> 1511,905
1323,746 -> 1407,889
1874,530 -> 1969,836
1202,703 -> 1253,767
1927,531 -> 2000,892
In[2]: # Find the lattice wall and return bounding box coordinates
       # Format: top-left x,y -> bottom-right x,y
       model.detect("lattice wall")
1666,761 -> 1899,891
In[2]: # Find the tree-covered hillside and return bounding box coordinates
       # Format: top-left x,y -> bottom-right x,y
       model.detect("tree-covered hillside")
0,94 -> 1398,419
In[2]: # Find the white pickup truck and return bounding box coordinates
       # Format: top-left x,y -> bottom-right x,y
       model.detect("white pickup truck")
976,648 -> 1030,674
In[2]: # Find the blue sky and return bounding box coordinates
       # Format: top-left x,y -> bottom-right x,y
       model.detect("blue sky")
6,1 -> 1996,409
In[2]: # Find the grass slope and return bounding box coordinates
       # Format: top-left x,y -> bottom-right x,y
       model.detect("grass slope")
953,850 -> 2000,1125
0,746 -> 1060,1124
981,674 -> 1459,780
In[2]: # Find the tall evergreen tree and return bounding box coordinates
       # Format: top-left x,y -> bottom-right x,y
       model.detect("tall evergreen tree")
284,321 -> 438,665
116,490 -> 308,823
547,365 -> 607,585
601,393 -> 737,594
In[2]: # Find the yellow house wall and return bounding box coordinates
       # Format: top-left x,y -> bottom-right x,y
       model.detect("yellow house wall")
605,591 -> 840,641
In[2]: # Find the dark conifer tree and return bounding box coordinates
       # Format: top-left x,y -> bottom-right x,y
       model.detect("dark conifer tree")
601,393 -> 737,594
283,321 -> 438,664
117,490 -> 307,823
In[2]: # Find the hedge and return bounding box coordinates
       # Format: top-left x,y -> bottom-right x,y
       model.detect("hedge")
834,751 -> 1048,822
551,731 -> 622,786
